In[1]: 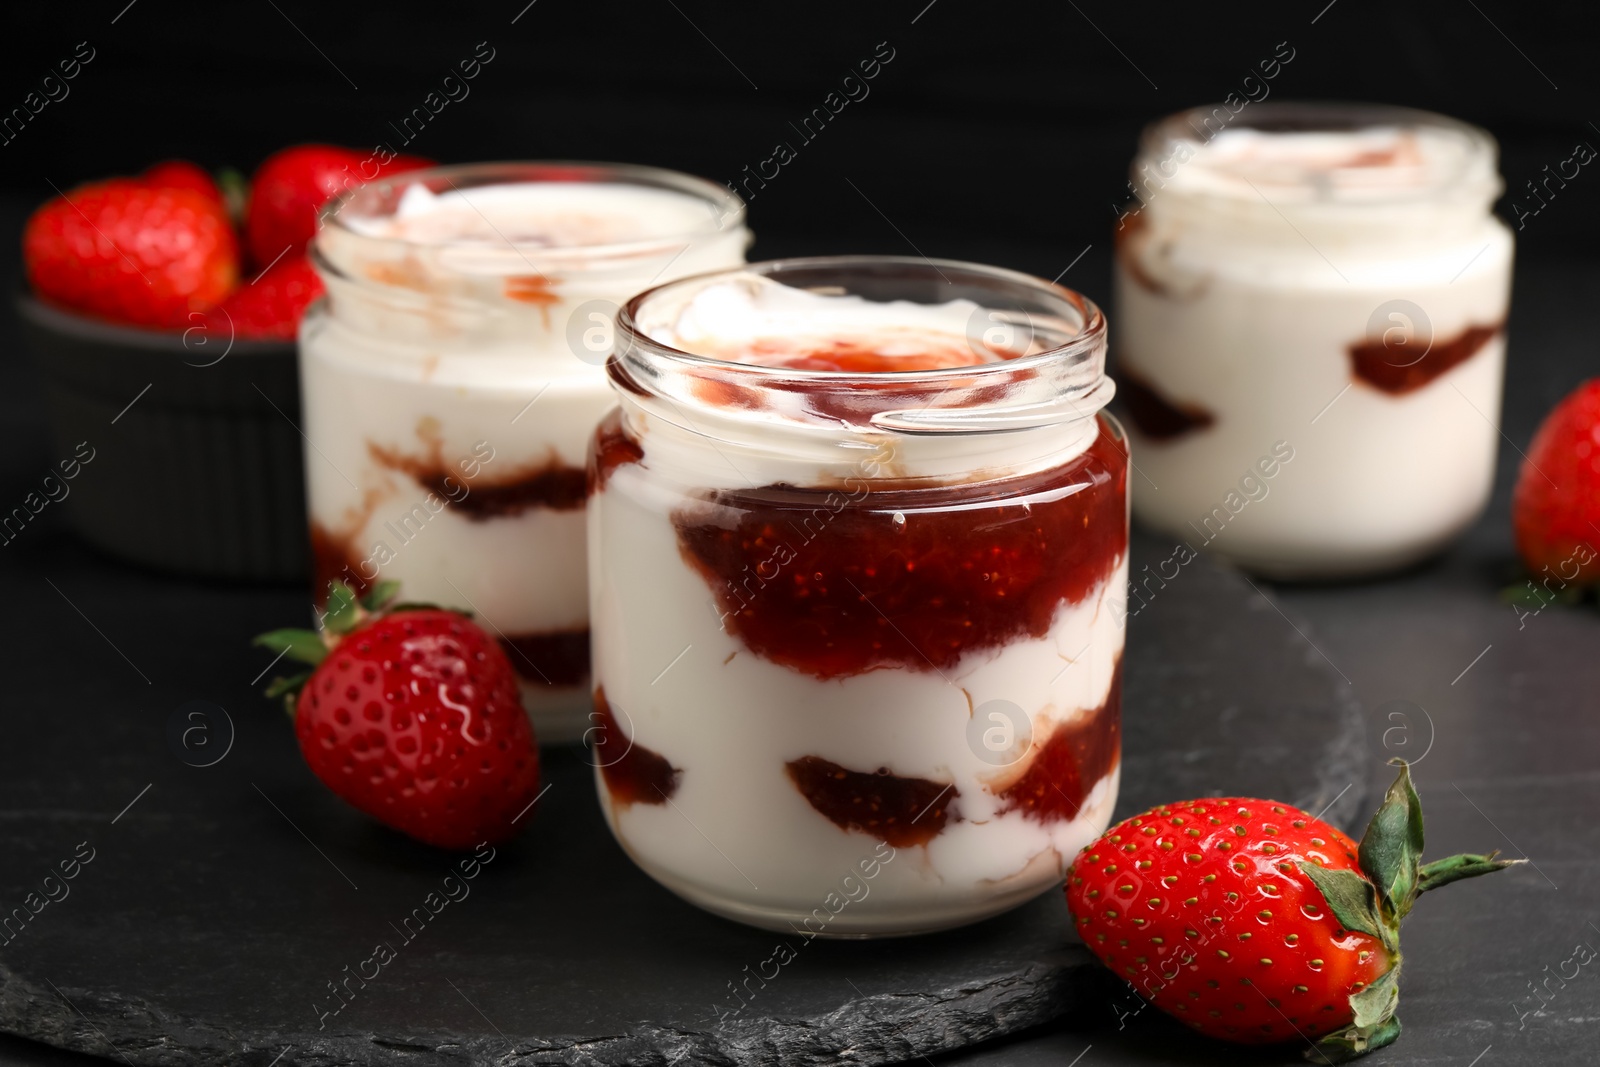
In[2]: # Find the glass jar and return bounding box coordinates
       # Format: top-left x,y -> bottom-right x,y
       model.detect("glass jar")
586,257 -> 1128,935
1114,103 -> 1513,578
301,162 -> 750,741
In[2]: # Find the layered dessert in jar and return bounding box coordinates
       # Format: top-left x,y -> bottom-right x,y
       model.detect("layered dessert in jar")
1114,104 -> 1513,578
301,163 -> 750,740
586,257 -> 1129,935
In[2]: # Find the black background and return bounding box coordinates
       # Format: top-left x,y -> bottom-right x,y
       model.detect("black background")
2,5 -> 1600,1066
2,0 -> 1599,262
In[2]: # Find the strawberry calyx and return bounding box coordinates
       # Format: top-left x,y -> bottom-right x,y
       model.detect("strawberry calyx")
216,167 -> 249,229
1301,760 -> 1522,1063
253,580 -> 411,713
1499,572 -> 1594,612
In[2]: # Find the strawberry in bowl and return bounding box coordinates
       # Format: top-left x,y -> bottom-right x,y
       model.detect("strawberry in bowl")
244,144 -> 432,269
143,159 -> 229,206
16,145 -> 433,579
198,254 -> 325,343
22,144 -> 430,337
24,177 -> 240,330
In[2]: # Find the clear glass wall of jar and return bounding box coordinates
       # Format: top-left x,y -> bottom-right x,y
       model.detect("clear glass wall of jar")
586,257 -> 1128,935
1114,103 -> 1513,579
301,163 -> 750,741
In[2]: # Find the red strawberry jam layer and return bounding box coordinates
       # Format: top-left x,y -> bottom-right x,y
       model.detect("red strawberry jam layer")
310,522 -> 375,603
718,335 -> 1007,373
370,442 -> 587,515
587,408 -> 644,496
785,656 -> 1122,847
1347,319 -> 1503,395
994,654 -> 1122,822
785,756 -> 956,848
591,686 -> 681,807
672,416 -> 1127,679
1117,364 -> 1215,440
1114,210 -> 1173,298
693,336 -> 1028,424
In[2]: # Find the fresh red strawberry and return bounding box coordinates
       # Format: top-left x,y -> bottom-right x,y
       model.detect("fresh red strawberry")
24,179 -> 240,329
256,582 -> 541,850
1513,379 -> 1600,586
143,160 -> 223,205
1066,763 -> 1519,1061
244,144 -> 433,268
200,255 -> 324,341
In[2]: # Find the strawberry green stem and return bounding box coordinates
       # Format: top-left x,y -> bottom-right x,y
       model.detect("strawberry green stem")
1303,760 -> 1523,1063
1314,1014 -> 1402,1063
1417,852 -> 1520,893
252,580 -> 411,714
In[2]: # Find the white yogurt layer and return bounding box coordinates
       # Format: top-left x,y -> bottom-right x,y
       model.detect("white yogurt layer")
1160,125 -> 1493,204
623,272 -> 1100,486
635,271 -> 1051,366
303,172 -> 749,739
588,453 -> 1127,933
1118,113 -> 1512,578
344,181 -> 728,266
590,262 -> 1124,932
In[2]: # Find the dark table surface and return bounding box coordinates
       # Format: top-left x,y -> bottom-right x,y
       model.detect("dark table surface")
0,194 -> 1595,1067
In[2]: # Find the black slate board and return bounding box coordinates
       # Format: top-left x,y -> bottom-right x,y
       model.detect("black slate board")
0,530 -> 1365,1067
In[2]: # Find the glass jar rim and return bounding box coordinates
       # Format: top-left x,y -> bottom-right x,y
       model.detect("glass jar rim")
612,255 -> 1111,435
1137,101 -> 1500,207
319,159 -> 748,257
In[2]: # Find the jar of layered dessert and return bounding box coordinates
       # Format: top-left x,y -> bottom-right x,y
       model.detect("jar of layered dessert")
586,257 -> 1128,935
1114,103 -> 1513,578
302,163 -> 750,741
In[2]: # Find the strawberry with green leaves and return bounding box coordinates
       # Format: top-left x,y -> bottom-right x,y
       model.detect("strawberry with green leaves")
1065,762 -> 1519,1061
257,582 -> 541,850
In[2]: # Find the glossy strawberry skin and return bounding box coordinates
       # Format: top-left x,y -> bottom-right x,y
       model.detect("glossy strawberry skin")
201,255 -> 324,341
1513,379 -> 1600,585
24,179 -> 240,329
1065,798 -> 1389,1045
244,144 -> 433,267
294,610 -> 540,850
